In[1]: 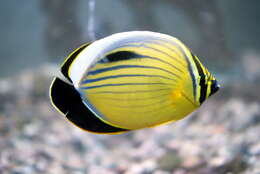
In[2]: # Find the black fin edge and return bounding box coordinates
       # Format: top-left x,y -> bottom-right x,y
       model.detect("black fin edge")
49,77 -> 129,134
61,43 -> 91,83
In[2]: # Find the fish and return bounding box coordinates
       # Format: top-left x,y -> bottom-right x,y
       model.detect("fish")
49,31 -> 220,134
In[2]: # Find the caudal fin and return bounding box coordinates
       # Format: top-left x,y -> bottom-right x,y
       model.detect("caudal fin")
49,77 -> 129,134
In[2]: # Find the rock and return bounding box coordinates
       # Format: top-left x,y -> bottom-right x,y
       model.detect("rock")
125,159 -> 156,174
213,154 -> 248,174
157,151 -> 182,172
154,170 -> 171,174
250,143 -> 260,156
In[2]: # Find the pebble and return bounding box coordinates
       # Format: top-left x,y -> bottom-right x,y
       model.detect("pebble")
0,64 -> 259,174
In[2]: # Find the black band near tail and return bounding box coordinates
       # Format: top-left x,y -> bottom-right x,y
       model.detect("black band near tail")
191,53 -> 207,105
50,77 -> 129,133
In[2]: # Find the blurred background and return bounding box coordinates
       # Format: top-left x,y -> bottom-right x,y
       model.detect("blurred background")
0,0 -> 259,174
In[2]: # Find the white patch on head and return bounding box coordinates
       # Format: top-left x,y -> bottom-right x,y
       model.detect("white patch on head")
69,31 -> 179,88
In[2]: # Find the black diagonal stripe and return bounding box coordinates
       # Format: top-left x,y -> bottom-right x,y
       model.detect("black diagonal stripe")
61,44 -> 89,83
191,53 -> 207,104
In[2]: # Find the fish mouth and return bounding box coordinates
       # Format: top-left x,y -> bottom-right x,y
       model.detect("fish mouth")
209,79 -> 220,97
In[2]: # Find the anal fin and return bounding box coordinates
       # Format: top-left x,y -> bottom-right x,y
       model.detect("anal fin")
49,77 -> 129,134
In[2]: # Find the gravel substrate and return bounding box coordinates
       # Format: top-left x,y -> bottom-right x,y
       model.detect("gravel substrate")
0,65 -> 259,174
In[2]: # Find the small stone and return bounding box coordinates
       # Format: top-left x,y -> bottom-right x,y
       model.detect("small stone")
154,170 -> 171,174
213,154 -> 248,174
125,160 -> 156,174
172,169 -> 187,174
250,143 -> 260,156
11,166 -> 34,174
157,151 -> 182,172
182,155 -> 202,168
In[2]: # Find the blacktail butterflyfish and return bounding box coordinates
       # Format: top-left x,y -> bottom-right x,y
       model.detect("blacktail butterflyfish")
49,31 -> 220,134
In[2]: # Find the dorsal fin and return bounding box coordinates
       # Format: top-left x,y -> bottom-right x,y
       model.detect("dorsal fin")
61,42 -> 92,83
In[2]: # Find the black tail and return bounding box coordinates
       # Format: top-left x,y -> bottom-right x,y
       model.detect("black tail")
49,77 -> 129,134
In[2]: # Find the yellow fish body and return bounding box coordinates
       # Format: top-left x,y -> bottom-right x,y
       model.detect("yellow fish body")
50,31 -> 220,134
